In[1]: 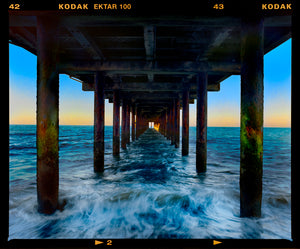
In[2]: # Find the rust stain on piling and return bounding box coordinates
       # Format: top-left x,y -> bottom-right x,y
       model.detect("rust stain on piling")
241,106 -> 263,161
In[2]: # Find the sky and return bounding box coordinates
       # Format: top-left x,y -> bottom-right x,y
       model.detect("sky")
9,38 -> 291,127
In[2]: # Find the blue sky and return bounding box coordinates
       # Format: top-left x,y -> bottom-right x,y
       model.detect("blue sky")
9,38 -> 291,127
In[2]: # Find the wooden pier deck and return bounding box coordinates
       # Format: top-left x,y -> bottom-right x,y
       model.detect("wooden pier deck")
9,11 -> 292,216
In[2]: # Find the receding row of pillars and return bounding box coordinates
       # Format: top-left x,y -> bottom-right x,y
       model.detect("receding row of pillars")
152,74 -> 206,175
113,89 -> 149,157
35,16 -> 263,218
152,88 -> 190,157
95,77 -> 193,173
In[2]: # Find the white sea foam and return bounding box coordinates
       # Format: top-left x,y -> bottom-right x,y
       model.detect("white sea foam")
9,126 -> 291,240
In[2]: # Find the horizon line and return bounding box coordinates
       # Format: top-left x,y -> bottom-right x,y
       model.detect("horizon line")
9,124 -> 291,128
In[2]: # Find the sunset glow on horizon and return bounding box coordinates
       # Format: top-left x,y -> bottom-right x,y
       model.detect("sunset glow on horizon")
9,39 -> 291,128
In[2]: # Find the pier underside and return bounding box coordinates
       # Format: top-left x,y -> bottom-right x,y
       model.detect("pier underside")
9,12 -> 291,216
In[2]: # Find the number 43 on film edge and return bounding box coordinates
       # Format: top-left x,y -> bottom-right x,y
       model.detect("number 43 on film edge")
213,3 -> 224,9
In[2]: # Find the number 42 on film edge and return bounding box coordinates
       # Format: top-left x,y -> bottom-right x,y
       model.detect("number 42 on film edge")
9,3 -> 21,9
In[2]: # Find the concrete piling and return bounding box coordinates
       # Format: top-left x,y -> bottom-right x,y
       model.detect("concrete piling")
113,90 -> 120,155
182,88 -> 189,156
36,16 -> 60,214
94,72 -> 105,172
132,104 -> 136,141
174,98 -> 180,148
240,17 -> 264,218
126,101 -> 130,144
196,72 -> 208,173
121,99 -> 127,149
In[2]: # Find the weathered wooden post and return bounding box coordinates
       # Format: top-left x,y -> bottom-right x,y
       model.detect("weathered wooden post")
94,72 -> 105,172
121,99 -> 127,149
166,107 -> 171,140
126,101 -> 130,144
240,17 -> 264,217
113,90 -> 120,155
170,100 -> 175,145
132,104 -> 136,141
36,16 -> 60,214
196,72 -> 207,173
163,111 -> 167,137
174,98 -> 180,148
136,107 -> 140,139
182,87 -> 189,156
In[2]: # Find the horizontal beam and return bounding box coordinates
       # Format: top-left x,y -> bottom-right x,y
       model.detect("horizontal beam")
136,98 -> 194,106
82,81 -> 220,91
9,14 -> 291,28
120,92 -> 182,100
59,60 -> 241,74
8,14 -> 241,27
105,91 -> 201,102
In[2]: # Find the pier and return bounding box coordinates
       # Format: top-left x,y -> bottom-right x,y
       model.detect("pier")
9,12 -> 291,217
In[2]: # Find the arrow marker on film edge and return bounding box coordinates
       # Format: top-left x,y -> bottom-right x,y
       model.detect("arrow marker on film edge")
213,240 -> 222,245
95,240 -> 104,245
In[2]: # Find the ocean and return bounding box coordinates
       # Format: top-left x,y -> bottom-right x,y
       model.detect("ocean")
9,125 -> 291,239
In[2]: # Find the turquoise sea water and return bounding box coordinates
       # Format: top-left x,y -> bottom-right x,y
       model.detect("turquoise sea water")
9,125 -> 291,239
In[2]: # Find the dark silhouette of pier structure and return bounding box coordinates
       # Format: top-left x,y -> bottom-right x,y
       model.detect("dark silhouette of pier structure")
9,12 -> 291,217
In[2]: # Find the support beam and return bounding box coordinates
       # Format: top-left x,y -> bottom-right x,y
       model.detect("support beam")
204,28 -> 233,58
66,26 -> 105,61
182,88 -> 189,156
94,72 -> 105,172
113,90 -> 120,155
240,17 -> 264,218
196,72 -> 207,173
36,16 -> 59,214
